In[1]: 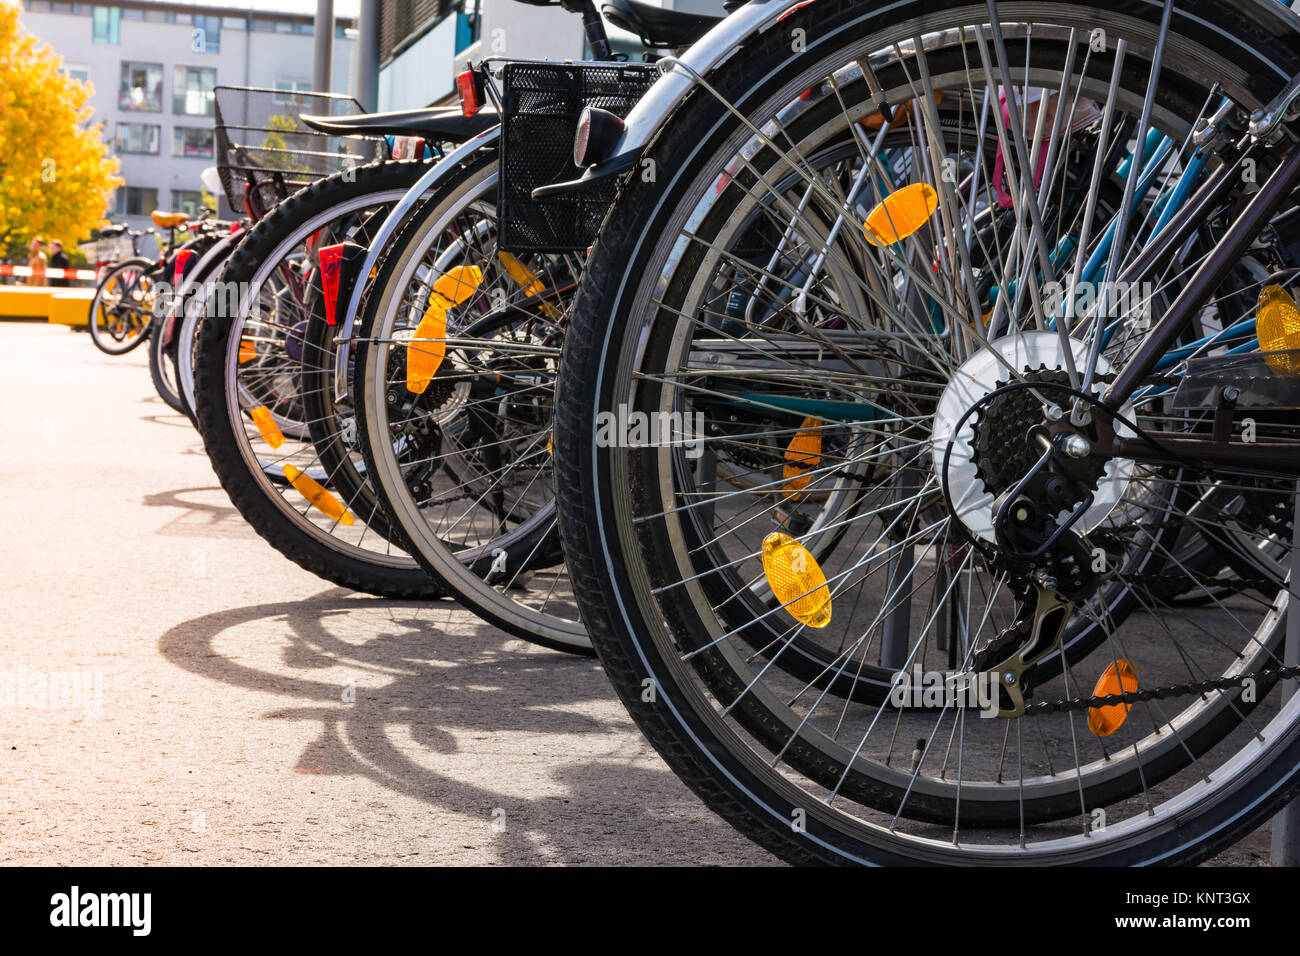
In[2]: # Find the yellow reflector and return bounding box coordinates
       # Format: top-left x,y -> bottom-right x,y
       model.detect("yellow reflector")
1256,284 -> 1300,374
1086,659 -> 1139,737
498,251 -> 562,319
761,531 -> 832,628
282,464 -> 355,526
432,264 -> 483,304
863,182 -> 939,247
782,417 -> 822,498
249,405 -> 285,449
238,337 -> 257,364
407,265 -> 483,393
498,251 -> 544,298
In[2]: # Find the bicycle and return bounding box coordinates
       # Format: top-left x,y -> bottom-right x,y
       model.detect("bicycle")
148,216 -> 241,414
87,219 -> 166,355
188,86 -> 501,597
337,0 -> 718,653
88,210 -> 231,357
550,0 -> 1300,864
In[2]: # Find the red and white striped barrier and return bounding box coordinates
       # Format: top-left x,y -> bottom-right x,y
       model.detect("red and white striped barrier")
0,264 -> 98,280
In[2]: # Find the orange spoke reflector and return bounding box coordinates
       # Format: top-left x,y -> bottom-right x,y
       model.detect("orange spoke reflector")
782,417 -> 822,498
761,532 -> 831,629
238,337 -> 258,364
282,464 -> 355,526
859,92 -> 942,130
407,265 -> 483,394
498,251 -> 545,298
863,182 -> 939,247
249,405 -> 285,449
1256,284 -> 1300,373
498,252 -> 561,319
1086,659 -> 1139,737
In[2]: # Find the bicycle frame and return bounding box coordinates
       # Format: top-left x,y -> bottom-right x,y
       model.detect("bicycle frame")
568,0 -> 1300,481
1096,138 -> 1300,475
330,126 -> 502,401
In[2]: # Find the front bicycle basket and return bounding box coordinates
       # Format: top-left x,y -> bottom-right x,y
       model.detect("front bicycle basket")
214,86 -> 384,215
497,60 -> 658,253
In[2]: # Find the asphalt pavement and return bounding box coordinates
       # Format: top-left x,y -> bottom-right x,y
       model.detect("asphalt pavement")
0,321 -> 1273,865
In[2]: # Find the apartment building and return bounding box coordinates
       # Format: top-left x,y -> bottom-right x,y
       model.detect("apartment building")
19,0 -> 357,241
375,0 -> 724,111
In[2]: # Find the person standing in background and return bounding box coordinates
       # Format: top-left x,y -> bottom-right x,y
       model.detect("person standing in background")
26,237 -> 47,286
48,240 -> 70,287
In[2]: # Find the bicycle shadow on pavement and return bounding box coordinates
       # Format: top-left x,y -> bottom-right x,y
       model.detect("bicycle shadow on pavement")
142,485 -> 253,538
158,588 -> 775,865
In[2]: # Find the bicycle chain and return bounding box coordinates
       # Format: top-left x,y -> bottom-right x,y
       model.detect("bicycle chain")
1024,664 -> 1300,716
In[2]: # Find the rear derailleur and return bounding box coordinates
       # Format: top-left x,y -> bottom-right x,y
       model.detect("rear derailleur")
967,432 -> 1105,718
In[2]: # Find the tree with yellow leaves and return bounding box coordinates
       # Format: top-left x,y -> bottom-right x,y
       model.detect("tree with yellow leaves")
0,0 -> 122,260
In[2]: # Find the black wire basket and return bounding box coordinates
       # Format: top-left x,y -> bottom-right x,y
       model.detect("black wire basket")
497,61 -> 658,253
214,86 -> 385,214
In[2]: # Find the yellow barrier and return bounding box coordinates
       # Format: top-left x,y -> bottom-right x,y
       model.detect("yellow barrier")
0,285 -> 55,319
49,290 -> 95,327
0,286 -> 95,326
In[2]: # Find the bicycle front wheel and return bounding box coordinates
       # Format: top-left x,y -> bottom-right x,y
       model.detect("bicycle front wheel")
353,151 -> 591,654
89,257 -> 155,355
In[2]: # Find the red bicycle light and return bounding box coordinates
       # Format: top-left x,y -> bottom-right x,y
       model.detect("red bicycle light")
173,248 -> 195,285
457,69 -> 483,117
574,106 -> 625,168
777,0 -> 817,21
318,242 -> 345,326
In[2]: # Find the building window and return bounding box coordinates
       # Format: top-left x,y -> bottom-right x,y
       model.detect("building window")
115,122 -> 160,154
223,16 -> 246,30
191,14 -> 221,53
273,80 -> 312,103
116,186 -> 159,217
92,6 -> 119,43
273,20 -> 294,33
172,126 -> 215,159
63,63 -> 91,85
173,66 -> 216,116
121,7 -> 143,20
170,190 -> 203,219
119,61 -> 162,111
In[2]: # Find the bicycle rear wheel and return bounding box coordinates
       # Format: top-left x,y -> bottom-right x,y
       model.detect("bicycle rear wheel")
556,0 -> 1300,863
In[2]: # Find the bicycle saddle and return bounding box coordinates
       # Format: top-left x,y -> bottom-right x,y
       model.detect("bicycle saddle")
601,0 -> 721,48
300,107 -> 498,143
151,211 -> 188,229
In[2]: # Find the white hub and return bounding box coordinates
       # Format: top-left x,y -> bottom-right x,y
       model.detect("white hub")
930,332 -> 1136,543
